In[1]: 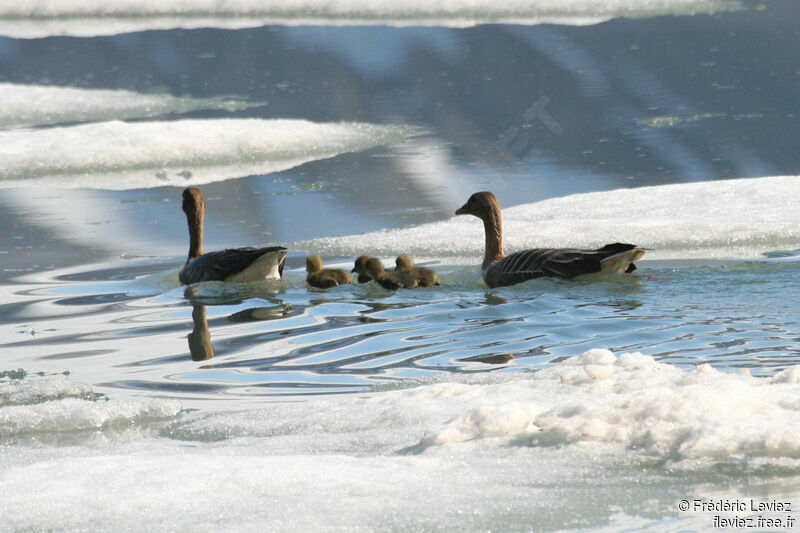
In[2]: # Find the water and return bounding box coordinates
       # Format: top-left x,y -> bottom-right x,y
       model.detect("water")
3,1 -> 800,531
4,256 -> 800,406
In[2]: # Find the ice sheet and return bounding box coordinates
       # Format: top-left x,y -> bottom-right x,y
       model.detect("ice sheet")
0,83 -> 258,130
297,175 -> 800,260
0,118 -> 409,189
0,0 -> 741,37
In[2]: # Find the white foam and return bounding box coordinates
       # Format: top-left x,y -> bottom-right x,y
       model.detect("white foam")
0,83 -> 258,130
297,175 -> 800,260
0,119 -> 409,190
0,0 -> 740,37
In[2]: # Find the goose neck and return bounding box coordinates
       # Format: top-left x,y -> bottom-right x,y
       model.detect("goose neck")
481,209 -> 504,269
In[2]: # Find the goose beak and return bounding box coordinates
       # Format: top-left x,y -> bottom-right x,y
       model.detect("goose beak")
350,267 -> 357,273
455,203 -> 468,215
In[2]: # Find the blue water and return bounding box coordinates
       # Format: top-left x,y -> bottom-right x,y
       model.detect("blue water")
3,257 -> 799,406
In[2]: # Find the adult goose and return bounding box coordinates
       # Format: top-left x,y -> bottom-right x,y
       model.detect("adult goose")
179,188 -> 286,285
455,191 -> 645,288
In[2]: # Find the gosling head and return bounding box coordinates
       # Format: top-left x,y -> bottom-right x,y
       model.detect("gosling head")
351,255 -> 370,274
364,258 -> 386,279
306,255 -> 323,274
395,254 -> 414,270
455,191 -> 499,220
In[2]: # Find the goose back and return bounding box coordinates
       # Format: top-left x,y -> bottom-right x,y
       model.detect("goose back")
483,243 -> 641,288
179,246 -> 286,285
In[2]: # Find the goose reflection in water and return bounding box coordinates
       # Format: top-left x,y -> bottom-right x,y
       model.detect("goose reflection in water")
188,304 -> 215,361
184,287 -> 293,361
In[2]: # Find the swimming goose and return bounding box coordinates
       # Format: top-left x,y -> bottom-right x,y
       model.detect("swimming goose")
365,257 -> 418,290
306,255 -> 352,288
178,187 -> 286,285
395,254 -> 440,287
351,255 -> 373,283
455,191 -> 645,288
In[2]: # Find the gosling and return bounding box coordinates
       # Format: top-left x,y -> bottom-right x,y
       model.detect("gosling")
351,255 -> 373,283
395,254 -> 440,287
306,256 -> 352,289
365,257 -> 418,290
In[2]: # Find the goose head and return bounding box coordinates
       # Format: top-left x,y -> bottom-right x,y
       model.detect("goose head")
455,191 -> 499,220
182,187 -> 204,217
182,187 -> 205,262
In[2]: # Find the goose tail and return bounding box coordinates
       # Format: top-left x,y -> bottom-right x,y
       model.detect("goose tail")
599,245 -> 646,274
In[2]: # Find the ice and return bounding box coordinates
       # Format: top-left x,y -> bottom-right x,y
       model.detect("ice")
161,348 -> 800,461
0,378 -> 180,439
3,349 -> 800,531
0,119 -> 409,189
0,83 -> 258,130
420,349 -> 800,459
0,0 -> 740,37
0,379 -> 98,407
298,175 -> 800,260
0,397 -> 181,437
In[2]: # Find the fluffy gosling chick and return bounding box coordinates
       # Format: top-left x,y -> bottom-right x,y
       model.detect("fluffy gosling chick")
395,254 -> 440,287
306,255 -> 352,289
365,258 -> 418,290
351,255 -> 373,283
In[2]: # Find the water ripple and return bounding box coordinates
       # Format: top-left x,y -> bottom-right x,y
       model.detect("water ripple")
2,259 -> 800,401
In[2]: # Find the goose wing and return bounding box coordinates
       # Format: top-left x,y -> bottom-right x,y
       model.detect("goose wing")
180,246 -> 286,284
483,243 -> 642,288
483,248 -> 597,287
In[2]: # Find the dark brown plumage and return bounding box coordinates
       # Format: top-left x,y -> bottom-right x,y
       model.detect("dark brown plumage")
306,255 -> 352,288
455,191 -> 645,288
365,258 -> 418,290
351,255 -> 373,283
395,254 -> 440,287
179,188 -> 286,285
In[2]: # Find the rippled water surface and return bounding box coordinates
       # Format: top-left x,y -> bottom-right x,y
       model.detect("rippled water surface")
3,257 -> 800,406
